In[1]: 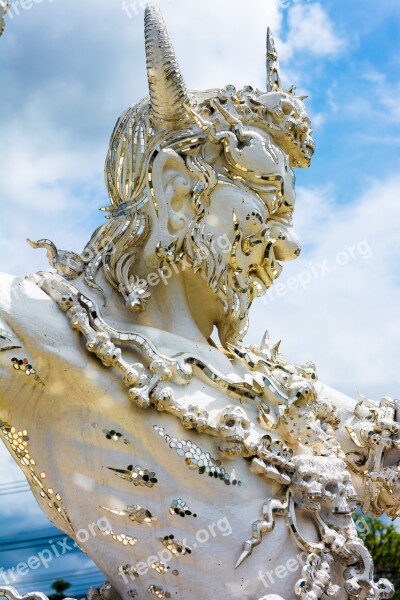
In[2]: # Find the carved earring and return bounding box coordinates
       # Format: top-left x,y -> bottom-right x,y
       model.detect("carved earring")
155,240 -> 180,269
119,277 -> 151,313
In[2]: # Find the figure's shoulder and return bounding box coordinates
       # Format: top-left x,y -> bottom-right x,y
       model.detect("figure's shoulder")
1,271 -> 48,303
0,271 -> 75,350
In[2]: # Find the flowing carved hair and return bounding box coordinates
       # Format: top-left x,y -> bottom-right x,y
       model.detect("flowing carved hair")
28,96 -> 218,310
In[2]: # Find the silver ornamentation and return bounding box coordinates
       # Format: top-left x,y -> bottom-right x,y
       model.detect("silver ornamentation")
161,534 -> 191,557
216,405 -> 251,457
345,395 -> 400,518
0,326 -> 21,352
294,552 -> 340,599
154,425 -> 241,486
100,528 -> 137,547
107,464 -> 158,487
0,588 -> 74,600
169,498 -> 197,518
10,357 -> 45,385
0,420 -> 73,534
101,503 -> 157,525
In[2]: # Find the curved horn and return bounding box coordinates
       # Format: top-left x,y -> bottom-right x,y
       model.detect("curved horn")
266,27 -> 281,92
144,4 -> 188,122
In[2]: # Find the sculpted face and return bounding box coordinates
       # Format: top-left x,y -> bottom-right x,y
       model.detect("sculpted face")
29,8 -> 312,350
182,128 -> 301,344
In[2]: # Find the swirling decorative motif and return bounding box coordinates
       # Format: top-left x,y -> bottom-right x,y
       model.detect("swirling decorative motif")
235,494 -> 289,568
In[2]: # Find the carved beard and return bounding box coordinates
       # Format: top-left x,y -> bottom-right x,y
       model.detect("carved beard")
216,281 -> 251,349
183,218 -> 251,348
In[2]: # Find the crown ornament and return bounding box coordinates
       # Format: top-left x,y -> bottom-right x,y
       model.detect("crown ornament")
103,5 -> 314,215
143,6 -> 313,164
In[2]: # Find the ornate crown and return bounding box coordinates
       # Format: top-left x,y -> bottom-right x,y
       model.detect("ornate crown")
104,5 -> 314,213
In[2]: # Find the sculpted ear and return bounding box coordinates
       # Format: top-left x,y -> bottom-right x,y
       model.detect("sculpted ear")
144,149 -> 195,268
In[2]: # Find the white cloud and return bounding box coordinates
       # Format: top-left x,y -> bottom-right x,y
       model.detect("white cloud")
309,111 -> 325,129
336,67 -> 400,132
247,174 -> 400,400
0,115 -> 106,275
362,68 -> 400,123
161,0 -> 282,90
279,3 -> 345,60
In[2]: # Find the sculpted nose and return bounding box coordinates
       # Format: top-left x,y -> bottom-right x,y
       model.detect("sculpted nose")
269,224 -> 301,262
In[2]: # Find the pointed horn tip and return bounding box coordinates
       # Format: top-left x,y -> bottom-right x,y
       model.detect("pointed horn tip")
266,27 -> 276,45
145,1 -> 188,122
144,2 -> 161,15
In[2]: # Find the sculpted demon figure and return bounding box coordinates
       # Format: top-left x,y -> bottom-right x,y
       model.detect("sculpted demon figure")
0,6 -> 399,600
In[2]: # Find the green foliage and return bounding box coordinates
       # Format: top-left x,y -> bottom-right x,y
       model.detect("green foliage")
48,579 -> 72,600
355,515 -> 400,599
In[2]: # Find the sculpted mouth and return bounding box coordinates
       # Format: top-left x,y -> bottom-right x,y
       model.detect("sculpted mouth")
225,435 -> 244,444
247,260 -> 284,292
219,443 -> 244,456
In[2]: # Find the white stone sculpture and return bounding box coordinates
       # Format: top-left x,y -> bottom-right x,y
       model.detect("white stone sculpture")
0,6 -> 399,600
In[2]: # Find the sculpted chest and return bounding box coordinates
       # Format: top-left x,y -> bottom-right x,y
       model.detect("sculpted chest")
1,328 -> 309,600
1,272 -> 398,600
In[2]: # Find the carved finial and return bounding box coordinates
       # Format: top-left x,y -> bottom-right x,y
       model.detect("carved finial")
271,340 -> 281,359
260,330 -> 270,353
266,27 -> 281,92
144,4 -> 188,122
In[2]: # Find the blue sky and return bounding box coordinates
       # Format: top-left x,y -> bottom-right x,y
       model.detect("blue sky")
0,0 -> 399,595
